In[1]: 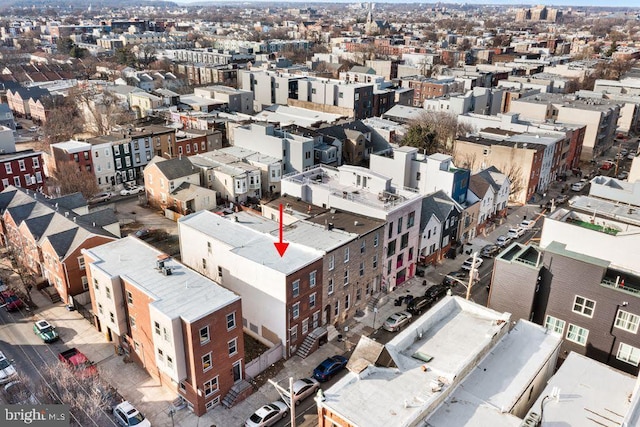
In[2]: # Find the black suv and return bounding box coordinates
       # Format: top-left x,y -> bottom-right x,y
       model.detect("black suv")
425,283 -> 449,302
407,295 -> 432,315
442,271 -> 467,287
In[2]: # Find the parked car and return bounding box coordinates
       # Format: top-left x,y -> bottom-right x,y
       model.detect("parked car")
600,161 -> 614,170
113,401 -> 151,427
382,311 -> 413,332
425,283 -> 450,301
1,290 -> 24,312
618,171 -> 629,180
620,148 -> 629,156
570,181 -> 586,192
442,270 -> 467,287
0,351 -> 17,385
120,186 -> 144,196
313,355 -> 348,382
507,227 -> 525,239
555,195 -> 569,205
3,381 -> 38,405
461,256 -> 483,271
88,192 -> 113,204
480,244 -> 500,258
496,235 -> 513,247
627,153 -> 636,160
519,219 -> 536,229
245,401 -> 289,427
134,228 -> 152,238
33,319 -> 59,343
283,378 -> 320,405
407,295 -> 433,315
28,126 -> 38,132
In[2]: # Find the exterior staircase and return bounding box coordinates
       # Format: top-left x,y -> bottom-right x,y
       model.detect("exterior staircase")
367,293 -> 381,313
221,380 -> 253,408
295,326 -> 327,359
41,287 -> 61,303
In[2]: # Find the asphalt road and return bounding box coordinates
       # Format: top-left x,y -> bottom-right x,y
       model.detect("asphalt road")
0,307 -> 119,426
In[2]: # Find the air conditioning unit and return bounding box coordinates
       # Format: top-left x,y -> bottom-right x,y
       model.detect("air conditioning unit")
519,412 -> 540,427
162,266 -> 172,276
156,260 -> 165,269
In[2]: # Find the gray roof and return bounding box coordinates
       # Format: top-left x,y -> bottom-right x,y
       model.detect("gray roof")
476,166 -> 507,193
23,213 -> 55,240
152,157 -> 198,180
469,174 -> 492,199
47,228 -> 79,258
85,237 -> 240,322
420,190 -> 461,230
77,209 -> 118,228
49,193 -> 87,212
544,241 -> 610,268
180,211 -> 323,275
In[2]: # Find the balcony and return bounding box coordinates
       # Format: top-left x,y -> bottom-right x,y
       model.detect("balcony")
601,277 -> 640,297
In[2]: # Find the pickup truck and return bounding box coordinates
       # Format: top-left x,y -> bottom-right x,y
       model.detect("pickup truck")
58,348 -> 98,378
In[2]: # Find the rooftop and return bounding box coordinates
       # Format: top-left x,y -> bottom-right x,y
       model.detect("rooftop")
179,210 -> 323,275
85,237 -> 239,322
525,352 -> 638,427
51,139 -> 91,153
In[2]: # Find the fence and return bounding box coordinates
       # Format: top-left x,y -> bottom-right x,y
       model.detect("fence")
245,342 -> 283,378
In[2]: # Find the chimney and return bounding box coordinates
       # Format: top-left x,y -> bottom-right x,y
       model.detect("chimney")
73,217 -> 77,223
328,222 -> 334,230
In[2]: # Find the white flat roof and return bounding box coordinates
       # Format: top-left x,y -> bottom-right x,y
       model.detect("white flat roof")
321,297 -> 512,427
427,321 -> 562,427
526,352 -> 637,426
179,210 -> 322,275
85,237 -> 239,322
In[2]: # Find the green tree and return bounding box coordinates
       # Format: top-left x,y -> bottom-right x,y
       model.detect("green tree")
114,46 -> 137,67
402,123 -> 437,153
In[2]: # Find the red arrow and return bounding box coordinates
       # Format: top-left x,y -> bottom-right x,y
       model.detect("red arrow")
274,203 -> 289,257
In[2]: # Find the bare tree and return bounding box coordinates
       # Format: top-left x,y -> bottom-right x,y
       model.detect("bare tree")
74,88 -> 133,136
37,364 -> 117,426
41,97 -> 83,146
502,163 -> 525,202
50,160 -> 100,199
0,247 -> 36,305
402,111 -> 464,154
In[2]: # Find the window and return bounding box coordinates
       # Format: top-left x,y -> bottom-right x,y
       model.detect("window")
544,315 -> 565,335
388,221 -> 393,239
617,343 -> 640,366
130,316 -> 136,330
334,300 -> 339,316
290,325 -> 298,343
154,321 -> 161,335
408,211 -> 415,228
81,276 -> 88,290
114,145 -> 120,155
292,302 -> 300,319
387,240 -> 396,257
344,247 -> 349,263
18,159 -> 25,171
98,303 -> 103,314
94,278 -> 99,290
572,296 -> 595,317
94,151 -> 99,158
125,157 -> 131,167
226,312 -> 236,330
202,258 -> 207,270
13,176 -> 20,187
186,144 -> 191,154
344,269 -> 349,285
202,353 -> 212,371
309,293 -> 316,309
126,291 -> 133,305
2,178 -> 8,188
359,262 -> 364,276
32,157 -> 39,168
110,312 -> 115,323
302,318 -> 309,335
163,327 -> 170,341
400,233 -> 409,249
397,217 -> 403,234
373,255 -> 378,269
78,256 -> 85,270
218,266 -> 223,278
345,294 -> 350,310
228,338 -> 237,356
566,323 -> 589,346
207,241 -> 212,253
157,348 -> 164,364
615,310 -> 640,333
329,255 -> 335,270
204,377 -> 219,396
328,278 -> 334,295
167,355 -> 173,369
374,232 -> 379,247
310,271 -> 316,288
361,240 -> 365,254
4,163 -> 11,174
200,326 -> 210,344
35,172 -> 42,183
292,280 -> 300,298
105,287 -> 111,299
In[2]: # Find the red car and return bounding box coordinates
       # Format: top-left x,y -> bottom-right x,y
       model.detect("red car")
600,162 -> 614,170
1,291 -> 24,312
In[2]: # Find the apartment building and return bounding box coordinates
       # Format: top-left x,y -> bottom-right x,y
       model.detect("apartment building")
369,148 -> 470,205
193,85 -> 254,114
86,136 -> 116,191
174,129 -> 223,158
126,125 -> 177,175
399,76 -> 465,107
317,297 -> 561,427
281,165 -> 423,291
510,93 -> 620,160
453,133 -> 550,205
0,186 -> 118,304
189,151 -> 262,204
0,149 -> 45,193
50,139 -> 94,176
83,237 -> 244,415
218,146 -> 283,196
489,206 -> 640,376
233,123 -> 314,174
179,210 -> 324,358
129,92 -> 162,118
419,191 -> 462,265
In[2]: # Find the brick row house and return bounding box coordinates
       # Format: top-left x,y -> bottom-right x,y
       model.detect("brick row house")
0,186 -> 119,304
83,237 -> 246,415
0,149 -> 45,193
179,210 -> 324,359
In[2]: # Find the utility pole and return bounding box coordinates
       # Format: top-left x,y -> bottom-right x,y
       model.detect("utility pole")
268,377 -> 297,427
466,252 -> 478,300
